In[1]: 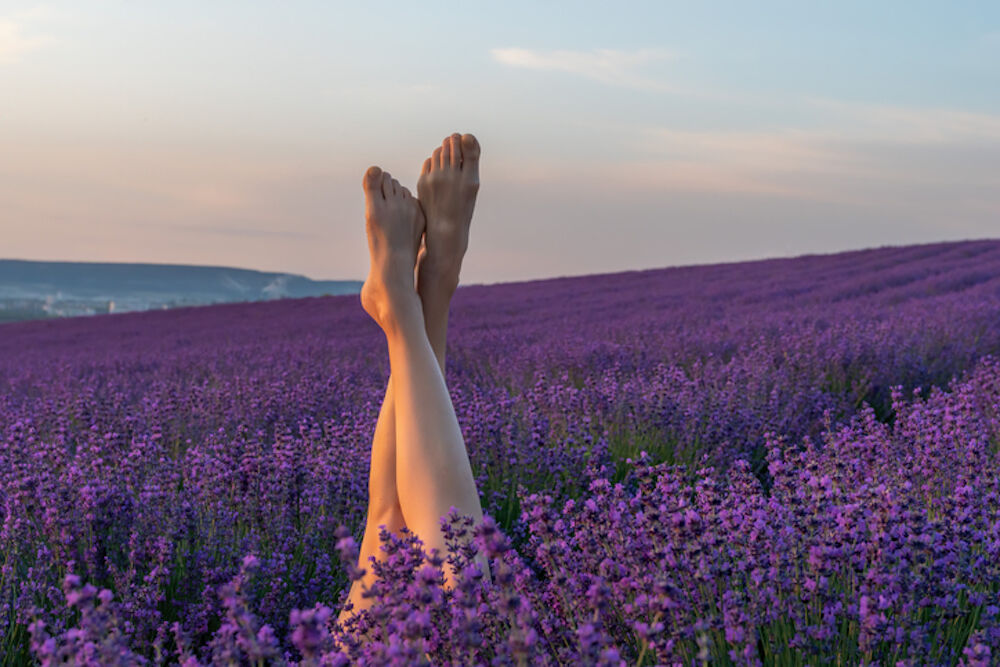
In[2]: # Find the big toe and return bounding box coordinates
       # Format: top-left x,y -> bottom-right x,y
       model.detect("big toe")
363,166 -> 384,195
461,134 -> 480,175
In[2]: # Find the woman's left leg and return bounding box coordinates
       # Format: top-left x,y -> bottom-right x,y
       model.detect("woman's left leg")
337,379 -> 407,626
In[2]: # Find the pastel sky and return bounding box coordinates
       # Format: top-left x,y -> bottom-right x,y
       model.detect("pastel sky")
2,2 -> 999,282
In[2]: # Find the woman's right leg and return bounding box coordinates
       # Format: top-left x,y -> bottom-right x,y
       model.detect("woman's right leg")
415,133 -> 481,375
404,133 -> 489,584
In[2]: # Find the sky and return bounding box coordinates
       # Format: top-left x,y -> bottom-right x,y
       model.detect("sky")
1,1 -> 999,283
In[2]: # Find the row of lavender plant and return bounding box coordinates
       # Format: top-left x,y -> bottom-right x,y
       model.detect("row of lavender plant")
2,239 -> 999,662
22,356 -> 1000,664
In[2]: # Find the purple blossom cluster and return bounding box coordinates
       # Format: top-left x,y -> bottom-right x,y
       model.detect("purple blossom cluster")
2,239 -> 1000,663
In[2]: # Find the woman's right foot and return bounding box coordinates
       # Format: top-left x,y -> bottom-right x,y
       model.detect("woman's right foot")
360,166 -> 426,333
416,133 -> 481,298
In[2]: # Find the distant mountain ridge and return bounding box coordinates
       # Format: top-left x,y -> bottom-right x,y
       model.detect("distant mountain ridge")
0,259 -> 362,320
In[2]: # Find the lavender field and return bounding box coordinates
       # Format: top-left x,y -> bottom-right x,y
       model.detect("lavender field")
3,239 -> 1000,665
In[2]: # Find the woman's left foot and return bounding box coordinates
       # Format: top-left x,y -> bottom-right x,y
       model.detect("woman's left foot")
359,166 -> 425,333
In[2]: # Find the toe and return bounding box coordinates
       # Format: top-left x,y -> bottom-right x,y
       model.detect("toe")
461,134 -> 480,164
441,138 -> 452,168
381,171 -> 394,199
421,157 -> 432,176
461,134 -> 480,179
364,166 -> 383,194
390,177 -> 401,197
432,147 -> 443,170
449,133 -> 462,167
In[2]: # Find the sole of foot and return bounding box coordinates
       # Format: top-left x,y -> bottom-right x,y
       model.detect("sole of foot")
359,165 -> 426,331
416,133 -> 481,297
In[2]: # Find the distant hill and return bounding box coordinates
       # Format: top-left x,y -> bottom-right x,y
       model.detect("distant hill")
0,260 -> 362,320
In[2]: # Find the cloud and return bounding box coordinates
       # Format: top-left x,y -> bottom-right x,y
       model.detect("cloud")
13,6 -> 69,21
491,47 -> 677,91
402,83 -> 437,95
165,223 -> 317,240
0,20 -> 50,63
0,7 -> 60,64
804,98 -> 1000,144
963,29 -> 1000,60
621,101 -> 1000,204
486,97 -> 1000,210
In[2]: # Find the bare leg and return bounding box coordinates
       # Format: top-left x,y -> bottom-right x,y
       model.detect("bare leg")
337,380 -> 406,627
336,167 -> 422,628
338,151 -> 485,628
379,285 -> 485,587
363,161 -> 484,584
404,133 -> 487,584
335,310 -> 445,625
352,132 -> 483,559
416,133 -> 480,370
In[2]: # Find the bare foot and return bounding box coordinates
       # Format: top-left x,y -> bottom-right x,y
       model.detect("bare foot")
416,133 -> 480,298
359,166 -> 425,332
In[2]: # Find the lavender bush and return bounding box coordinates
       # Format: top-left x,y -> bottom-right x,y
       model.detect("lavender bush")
2,239 -> 1000,664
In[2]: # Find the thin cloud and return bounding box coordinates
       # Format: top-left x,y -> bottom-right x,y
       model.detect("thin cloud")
969,29 -> 1000,55
625,100 -> 1000,203
804,98 -> 1000,144
13,6 -> 70,21
166,223 -> 317,241
491,47 -> 677,91
402,83 -> 438,95
0,6 -> 60,64
0,20 -> 50,63
489,97 -> 1000,207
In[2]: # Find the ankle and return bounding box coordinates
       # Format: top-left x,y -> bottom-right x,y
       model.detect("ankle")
361,279 -> 422,333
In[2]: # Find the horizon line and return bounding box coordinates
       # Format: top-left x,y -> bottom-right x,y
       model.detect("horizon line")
3,236 -> 997,286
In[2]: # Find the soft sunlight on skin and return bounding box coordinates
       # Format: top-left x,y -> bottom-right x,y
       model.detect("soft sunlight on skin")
340,134 -> 489,629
